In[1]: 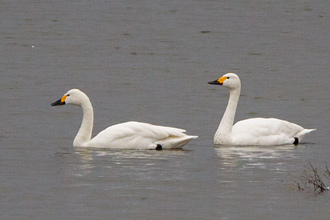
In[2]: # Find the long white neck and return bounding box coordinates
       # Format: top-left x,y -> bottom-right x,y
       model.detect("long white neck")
73,100 -> 94,147
215,86 -> 241,143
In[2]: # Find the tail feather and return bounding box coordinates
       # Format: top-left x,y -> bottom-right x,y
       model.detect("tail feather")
296,129 -> 316,142
156,135 -> 198,149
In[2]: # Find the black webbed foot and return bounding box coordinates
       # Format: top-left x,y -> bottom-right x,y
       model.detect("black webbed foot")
293,137 -> 299,145
156,144 -> 163,151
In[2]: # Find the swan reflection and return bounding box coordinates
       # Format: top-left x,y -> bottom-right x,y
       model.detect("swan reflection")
214,145 -> 301,171
73,148 -> 190,177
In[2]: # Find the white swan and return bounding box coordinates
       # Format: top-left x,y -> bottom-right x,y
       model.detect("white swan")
208,73 -> 315,146
51,89 -> 197,150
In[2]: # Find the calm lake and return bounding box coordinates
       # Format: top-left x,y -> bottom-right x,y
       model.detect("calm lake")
1,0 -> 330,219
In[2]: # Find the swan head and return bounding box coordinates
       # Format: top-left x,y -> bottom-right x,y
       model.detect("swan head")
208,73 -> 240,90
51,89 -> 89,107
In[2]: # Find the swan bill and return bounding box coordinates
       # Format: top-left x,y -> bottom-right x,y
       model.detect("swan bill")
208,76 -> 228,85
51,98 -> 65,106
51,95 -> 68,106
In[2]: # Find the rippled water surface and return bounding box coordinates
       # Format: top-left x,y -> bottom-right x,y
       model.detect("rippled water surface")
1,0 -> 330,219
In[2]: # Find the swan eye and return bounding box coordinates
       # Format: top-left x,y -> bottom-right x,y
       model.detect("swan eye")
227,77 -> 230,79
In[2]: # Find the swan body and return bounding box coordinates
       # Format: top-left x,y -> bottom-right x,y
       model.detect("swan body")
208,73 -> 315,146
51,89 -> 197,150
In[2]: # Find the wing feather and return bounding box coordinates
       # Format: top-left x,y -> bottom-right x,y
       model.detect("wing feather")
231,118 -> 306,145
87,121 -> 190,149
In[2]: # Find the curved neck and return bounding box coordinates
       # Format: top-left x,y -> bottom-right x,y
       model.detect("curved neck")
73,101 -> 94,147
216,86 -> 241,137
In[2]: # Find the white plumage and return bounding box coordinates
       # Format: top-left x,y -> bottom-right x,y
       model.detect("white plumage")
51,89 -> 197,150
208,73 -> 315,146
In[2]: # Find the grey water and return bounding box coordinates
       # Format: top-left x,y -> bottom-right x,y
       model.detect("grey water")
1,0 -> 330,219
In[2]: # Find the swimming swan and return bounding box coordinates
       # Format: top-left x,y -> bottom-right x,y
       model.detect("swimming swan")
208,73 -> 315,146
51,89 -> 197,150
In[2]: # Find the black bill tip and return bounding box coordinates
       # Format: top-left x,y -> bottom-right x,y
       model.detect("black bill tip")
208,80 -> 221,85
51,99 -> 65,106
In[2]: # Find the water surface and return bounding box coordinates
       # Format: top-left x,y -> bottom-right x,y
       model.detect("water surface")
1,0 -> 330,219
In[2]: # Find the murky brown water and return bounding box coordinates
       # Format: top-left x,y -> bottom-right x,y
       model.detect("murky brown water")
1,0 -> 330,219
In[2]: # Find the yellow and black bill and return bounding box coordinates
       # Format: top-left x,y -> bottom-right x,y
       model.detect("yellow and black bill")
51,95 -> 68,106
